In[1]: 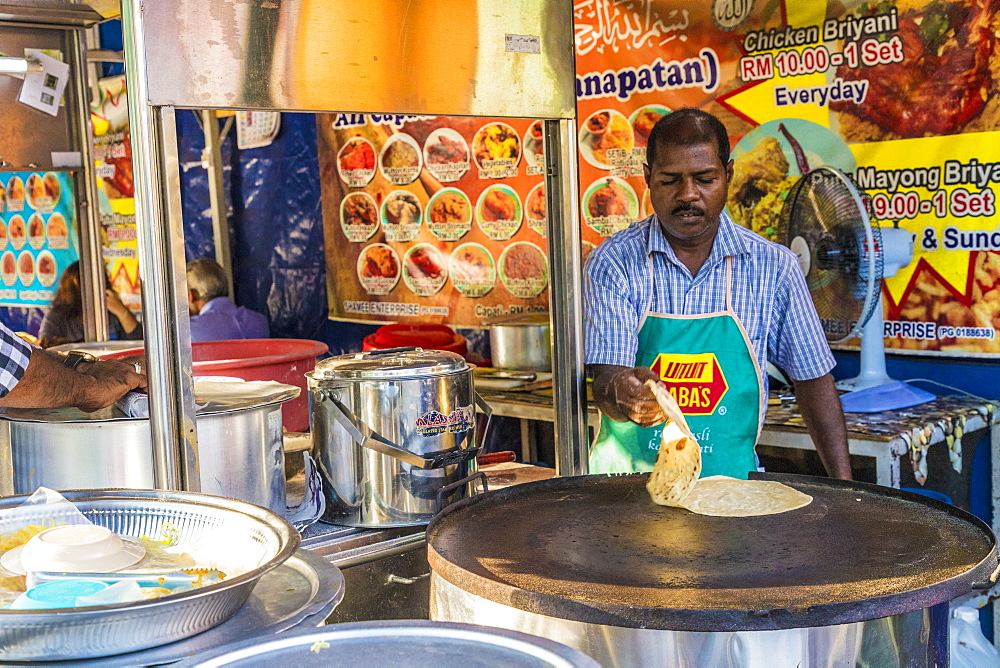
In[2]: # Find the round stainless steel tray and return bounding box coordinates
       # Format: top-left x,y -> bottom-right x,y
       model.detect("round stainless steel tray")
3,550 -> 344,667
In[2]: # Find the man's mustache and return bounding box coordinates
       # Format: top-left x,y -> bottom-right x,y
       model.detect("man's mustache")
672,204 -> 705,216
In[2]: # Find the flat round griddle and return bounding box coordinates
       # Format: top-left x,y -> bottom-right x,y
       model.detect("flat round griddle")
427,473 -> 999,631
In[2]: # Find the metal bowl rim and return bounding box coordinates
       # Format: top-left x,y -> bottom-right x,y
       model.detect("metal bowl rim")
0,488 -> 300,616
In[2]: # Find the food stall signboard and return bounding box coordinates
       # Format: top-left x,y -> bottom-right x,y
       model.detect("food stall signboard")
0,171 -> 77,307
574,0 -> 1000,357
320,115 -> 549,327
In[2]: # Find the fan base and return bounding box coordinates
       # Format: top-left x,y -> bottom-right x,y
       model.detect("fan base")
839,381 -> 936,413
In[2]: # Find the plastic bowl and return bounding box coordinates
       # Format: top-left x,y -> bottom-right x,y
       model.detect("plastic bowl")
2,525 -> 145,575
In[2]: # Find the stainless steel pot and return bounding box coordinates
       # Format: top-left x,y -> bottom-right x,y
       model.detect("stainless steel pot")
488,314 -> 551,371
0,389 -> 298,514
308,347 -> 491,527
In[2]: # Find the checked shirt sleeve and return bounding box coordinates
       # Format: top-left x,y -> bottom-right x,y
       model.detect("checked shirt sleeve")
0,322 -> 31,397
583,244 -> 644,368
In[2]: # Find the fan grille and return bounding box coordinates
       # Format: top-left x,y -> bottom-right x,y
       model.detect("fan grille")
780,168 -> 882,344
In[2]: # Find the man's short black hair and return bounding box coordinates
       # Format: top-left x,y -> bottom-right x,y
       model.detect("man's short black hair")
645,108 -> 731,169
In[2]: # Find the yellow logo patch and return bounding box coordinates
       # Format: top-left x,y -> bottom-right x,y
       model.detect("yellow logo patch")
649,352 -> 730,416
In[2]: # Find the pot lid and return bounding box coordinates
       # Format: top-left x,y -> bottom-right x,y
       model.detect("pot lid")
0,380 -> 300,423
309,348 -> 468,381
172,621 -> 598,668
427,473 -> 999,632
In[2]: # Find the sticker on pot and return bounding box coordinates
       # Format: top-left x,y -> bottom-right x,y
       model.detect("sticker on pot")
337,136 -> 376,187
450,243 -> 496,299
6,176 -> 24,212
403,243 -> 448,297
340,192 -> 379,242
415,404 -> 475,437
379,132 -> 422,186
381,190 -> 422,243
499,241 -> 548,299
472,122 -> 520,179
427,188 -> 472,242
583,176 -> 639,238
476,184 -> 522,241
525,182 -> 546,237
423,128 -> 470,183
357,243 -> 400,295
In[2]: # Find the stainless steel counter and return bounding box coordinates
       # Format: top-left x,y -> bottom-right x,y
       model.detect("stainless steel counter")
301,522 -> 430,623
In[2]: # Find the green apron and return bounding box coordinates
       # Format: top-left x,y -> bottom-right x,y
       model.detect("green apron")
590,257 -> 764,478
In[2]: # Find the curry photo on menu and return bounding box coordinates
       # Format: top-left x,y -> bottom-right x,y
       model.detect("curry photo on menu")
829,0 -> 1000,140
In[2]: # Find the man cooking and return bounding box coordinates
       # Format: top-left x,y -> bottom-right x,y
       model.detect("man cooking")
584,108 -> 851,480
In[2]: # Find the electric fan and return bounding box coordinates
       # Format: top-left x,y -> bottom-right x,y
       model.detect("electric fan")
779,167 -> 934,412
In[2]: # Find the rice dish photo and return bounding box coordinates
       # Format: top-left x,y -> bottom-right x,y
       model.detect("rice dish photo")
6,177 -> 24,205
473,123 -> 521,165
404,244 -> 448,296
46,213 -> 68,240
450,244 -> 495,284
36,251 -> 56,287
17,251 -> 34,286
579,109 -> 634,169
727,136 -> 796,242
0,251 -> 14,286
630,106 -> 669,149
8,216 -> 25,250
26,174 -> 45,207
526,184 -> 546,223
27,215 -> 44,249
381,137 -> 420,169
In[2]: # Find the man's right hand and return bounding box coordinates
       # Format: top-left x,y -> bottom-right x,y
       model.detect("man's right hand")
591,364 -> 667,427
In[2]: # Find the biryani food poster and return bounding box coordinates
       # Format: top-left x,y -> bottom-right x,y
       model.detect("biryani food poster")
318,114 -> 549,327
91,75 -> 141,312
0,171 -> 78,307
575,0 -> 1000,356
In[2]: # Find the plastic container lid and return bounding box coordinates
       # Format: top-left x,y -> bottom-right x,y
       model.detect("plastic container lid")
309,348 -> 469,381
9,580 -> 109,610
1,525 -> 145,575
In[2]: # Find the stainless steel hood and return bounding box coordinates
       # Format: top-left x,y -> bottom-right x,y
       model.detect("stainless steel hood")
0,0 -> 106,29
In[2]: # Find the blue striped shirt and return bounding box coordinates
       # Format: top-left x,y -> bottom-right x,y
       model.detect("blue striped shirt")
584,213 -> 834,393
0,322 -> 31,397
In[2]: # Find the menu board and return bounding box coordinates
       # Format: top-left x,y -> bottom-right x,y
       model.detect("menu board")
574,0 -> 1000,357
319,115 -> 549,327
0,171 -> 77,307
91,74 -> 141,312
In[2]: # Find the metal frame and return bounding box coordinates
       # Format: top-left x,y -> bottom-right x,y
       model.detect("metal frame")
120,0 -> 587,489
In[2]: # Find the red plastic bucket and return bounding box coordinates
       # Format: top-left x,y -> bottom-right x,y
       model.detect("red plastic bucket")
362,324 -> 467,357
104,339 -> 328,432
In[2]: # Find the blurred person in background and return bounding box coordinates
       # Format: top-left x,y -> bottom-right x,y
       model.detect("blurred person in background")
38,261 -> 142,349
187,257 -> 269,342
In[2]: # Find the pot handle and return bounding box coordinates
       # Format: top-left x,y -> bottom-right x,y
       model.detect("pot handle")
436,471 -> 489,507
354,346 -> 420,358
321,391 -> 486,470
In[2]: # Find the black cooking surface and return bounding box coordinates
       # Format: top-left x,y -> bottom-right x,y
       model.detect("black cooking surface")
427,473 -> 998,631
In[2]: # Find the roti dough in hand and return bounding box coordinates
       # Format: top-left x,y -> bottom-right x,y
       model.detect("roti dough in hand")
645,381 -> 702,506
679,475 -> 813,517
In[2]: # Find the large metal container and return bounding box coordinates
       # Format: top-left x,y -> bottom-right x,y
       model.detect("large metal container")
0,388 -> 298,513
173,620 -> 599,667
489,314 -> 551,371
308,347 -> 489,527
428,473 -> 999,667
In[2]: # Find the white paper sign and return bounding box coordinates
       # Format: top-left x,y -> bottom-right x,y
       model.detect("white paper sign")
236,111 -> 281,149
18,49 -> 69,117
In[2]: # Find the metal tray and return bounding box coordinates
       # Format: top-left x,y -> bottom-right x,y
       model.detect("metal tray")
0,489 -> 300,661
1,550 -> 344,667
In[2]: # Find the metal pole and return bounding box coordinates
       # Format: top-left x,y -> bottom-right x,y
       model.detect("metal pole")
199,110 -> 234,298
544,119 -> 588,476
120,0 -> 200,491
65,28 -> 109,342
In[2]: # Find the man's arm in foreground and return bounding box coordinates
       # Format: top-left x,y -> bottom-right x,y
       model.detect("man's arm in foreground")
792,372 -> 852,480
0,348 -> 146,412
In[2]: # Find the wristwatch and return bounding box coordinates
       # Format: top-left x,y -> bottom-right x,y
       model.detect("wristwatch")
59,350 -> 98,371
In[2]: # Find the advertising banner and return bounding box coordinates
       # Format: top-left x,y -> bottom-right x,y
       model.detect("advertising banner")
91,74 -> 141,311
319,114 -> 549,326
573,0 -> 1000,356
0,171 -> 77,307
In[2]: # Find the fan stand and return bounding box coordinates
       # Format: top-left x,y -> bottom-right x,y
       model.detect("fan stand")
836,293 -> 936,413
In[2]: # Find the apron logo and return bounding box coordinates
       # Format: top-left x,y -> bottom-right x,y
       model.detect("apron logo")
649,353 -> 729,416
